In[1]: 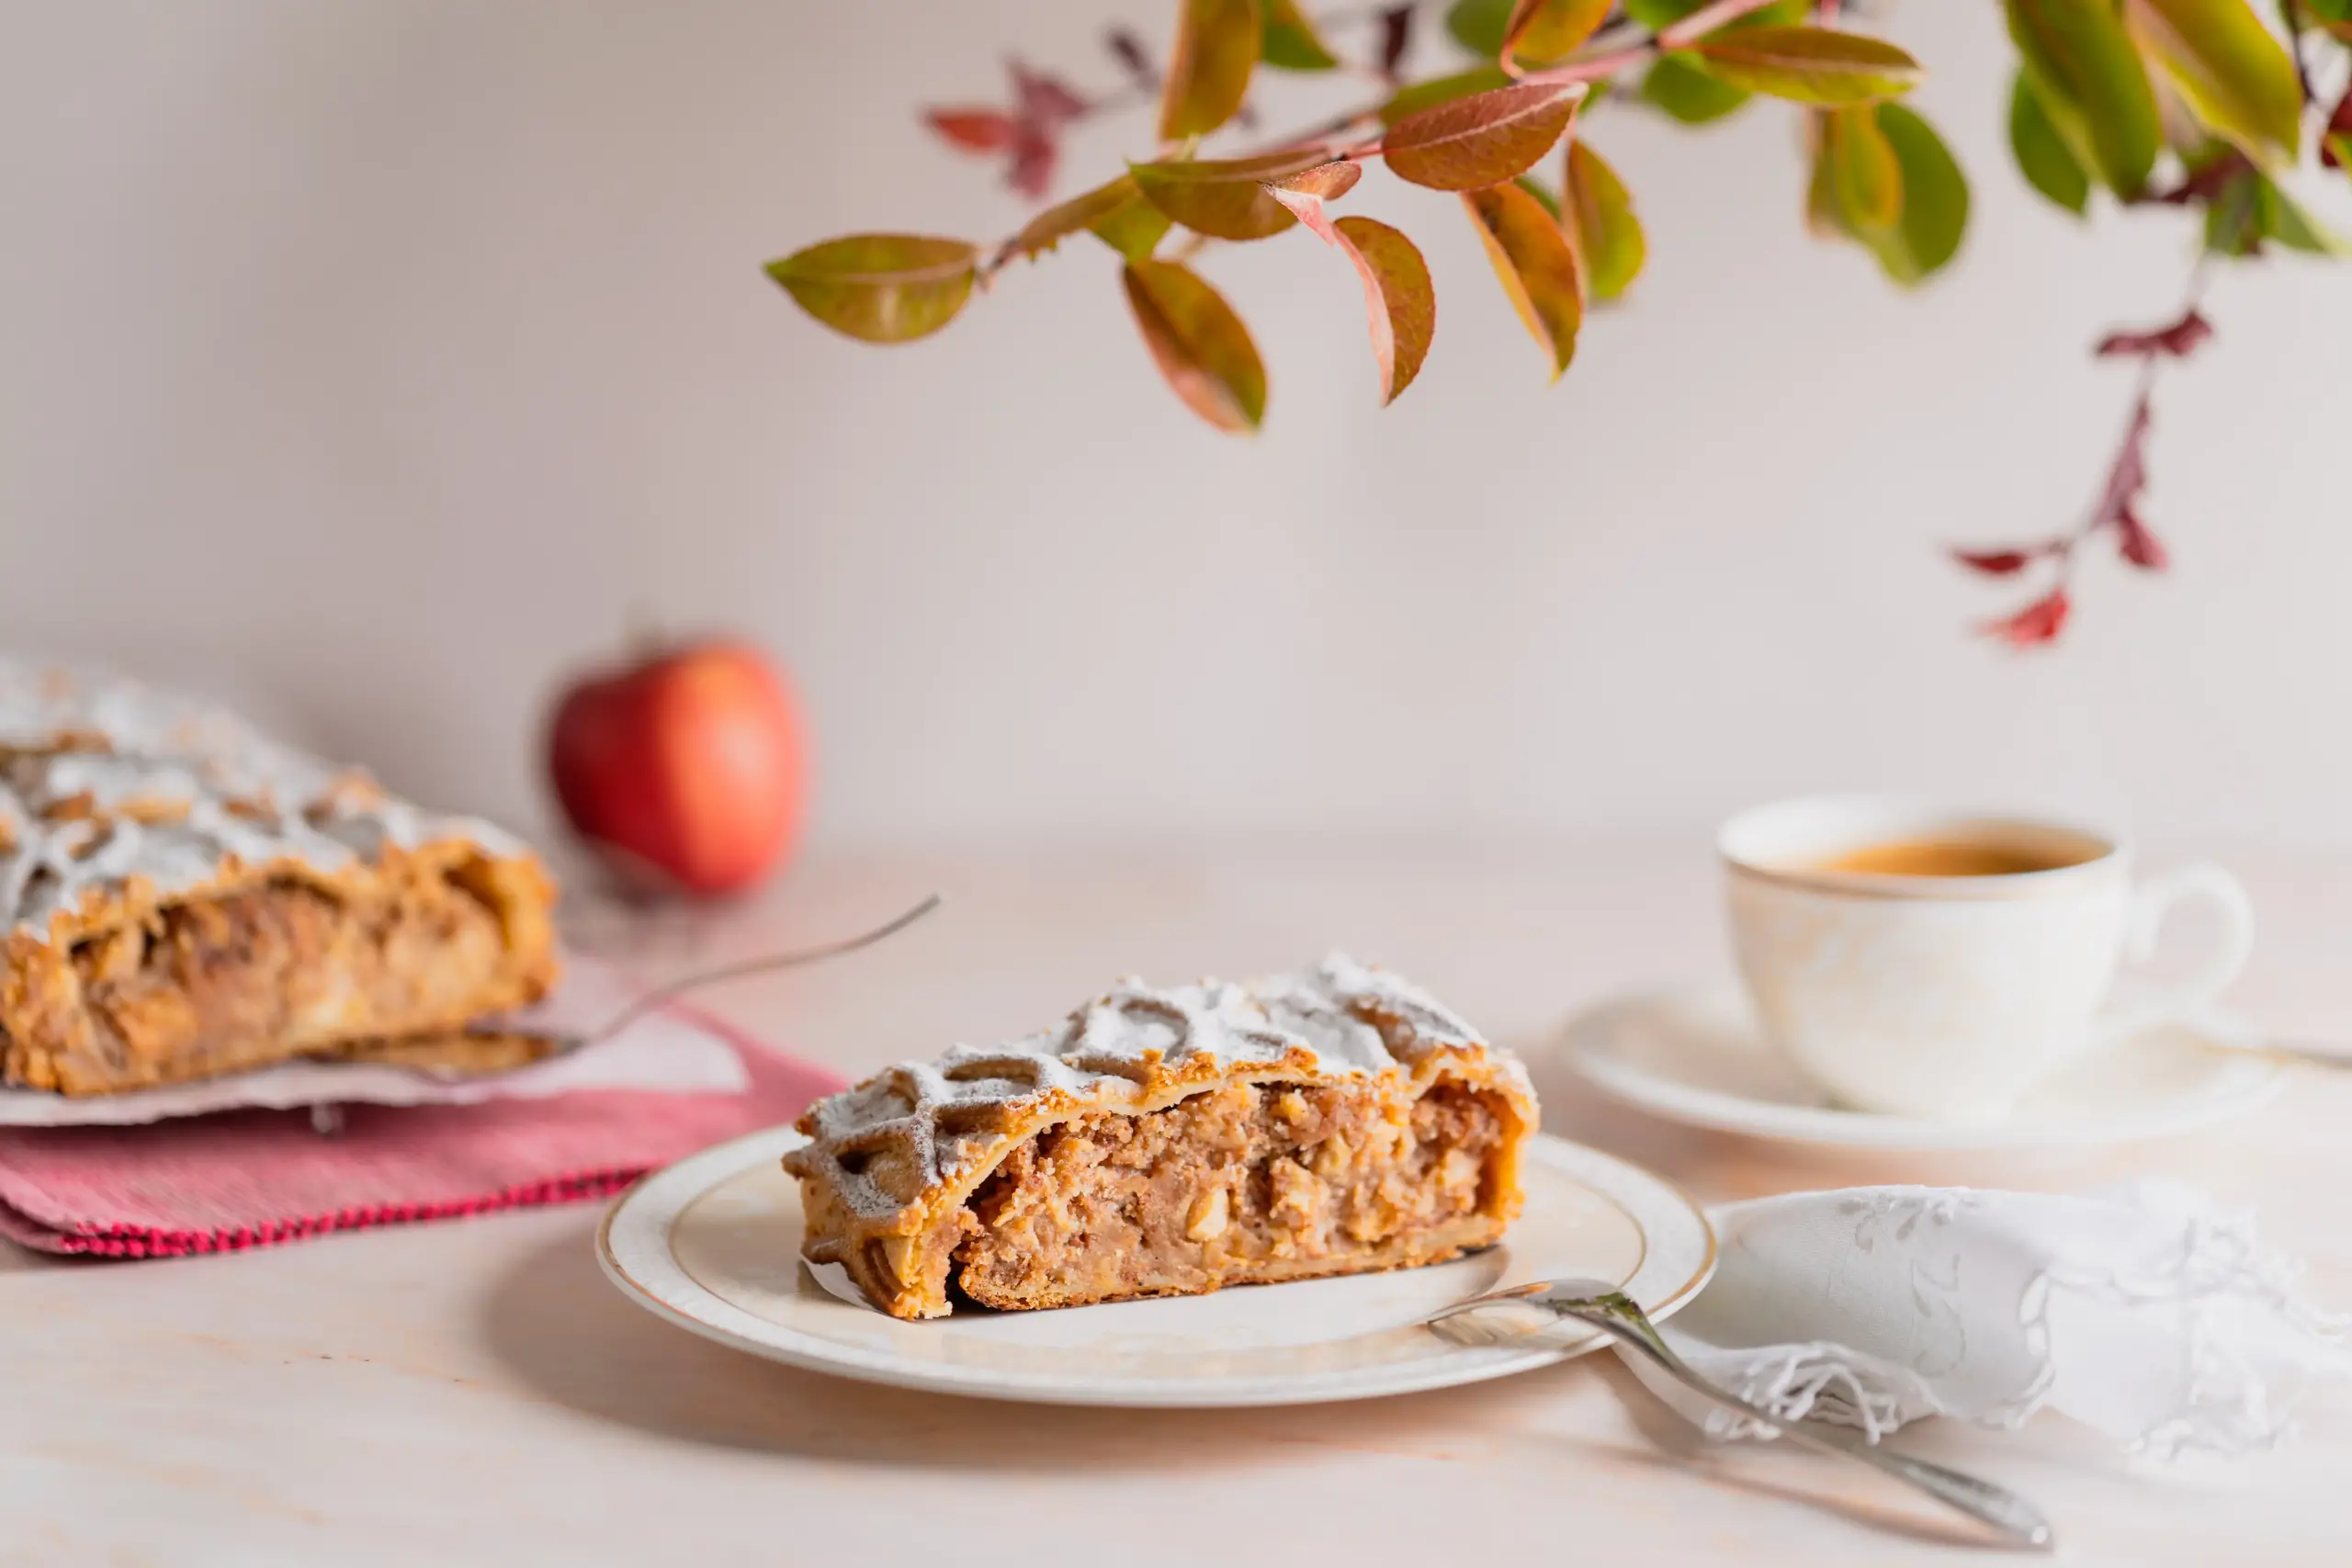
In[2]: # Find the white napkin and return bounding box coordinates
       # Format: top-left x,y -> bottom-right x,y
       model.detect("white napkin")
0,956 -> 748,1126
1634,1183 -> 2351,1458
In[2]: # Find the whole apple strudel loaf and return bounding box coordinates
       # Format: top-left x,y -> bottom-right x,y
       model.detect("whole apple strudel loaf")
786,954 -> 1538,1319
0,662 -> 560,1095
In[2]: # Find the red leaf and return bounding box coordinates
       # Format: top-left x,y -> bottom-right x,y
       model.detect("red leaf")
2324,85 -> 2352,169
1012,62 -> 1090,126
2115,505 -> 2169,570
1007,125 -> 1059,200
1951,547 -> 2036,576
1377,4 -> 1416,80
2094,309 -> 2213,360
927,109 -> 1017,152
1982,586 -> 2072,648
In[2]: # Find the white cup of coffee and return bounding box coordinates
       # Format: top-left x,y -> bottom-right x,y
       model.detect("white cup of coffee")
1719,796 -> 2256,1121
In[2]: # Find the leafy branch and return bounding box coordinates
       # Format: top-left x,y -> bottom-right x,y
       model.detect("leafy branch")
764,1 -> 2346,645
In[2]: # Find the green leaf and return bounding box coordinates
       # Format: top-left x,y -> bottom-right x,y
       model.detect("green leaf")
1382,81 -> 1586,190
2008,69 -> 2092,214
1446,0 -> 1516,56
1330,216 -> 1438,402
1463,181 -> 1584,378
1160,0 -> 1261,141
764,234 -> 978,344
1563,140 -> 1646,301
1381,66 -> 1515,124
2257,174 -> 2345,252
1130,149 -> 1334,240
1121,260 -> 1268,433
2202,164 -> 2264,253
1091,194 -> 1176,263
1641,55 -> 1754,123
1261,0 -> 1340,70
1688,27 -> 1924,105
1503,0 -> 1615,65
1825,104 -> 1903,230
1626,0 -> 1805,28
1806,104 -> 1970,286
2003,0 -> 2163,197
1006,175 -> 1170,264
1868,103 -> 1971,283
2127,0 -> 2302,164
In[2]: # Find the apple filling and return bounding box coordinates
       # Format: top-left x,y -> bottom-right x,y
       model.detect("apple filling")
6,863 -> 550,1094
941,1077 -> 1514,1312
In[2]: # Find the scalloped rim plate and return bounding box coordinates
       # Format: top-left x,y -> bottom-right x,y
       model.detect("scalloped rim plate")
598,1123 -> 1713,1408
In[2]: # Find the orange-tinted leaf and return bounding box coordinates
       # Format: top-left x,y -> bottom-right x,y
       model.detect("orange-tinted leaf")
1122,260 -> 1268,432
1332,217 -> 1436,402
1274,160 -> 1363,201
927,108 -> 1017,152
765,234 -> 978,344
1263,163 -> 1364,245
1007,175 -> 1171,263
1690,26 -> 1922,105
1131,148 -> 1334,240
1160,0 -> 1261,141
1503,0 -> 1614,66
1380,66 -> 1515,124
1383,81 -> 1587,190
1462,182 -> 1583,378
1562,139 -> 1645,302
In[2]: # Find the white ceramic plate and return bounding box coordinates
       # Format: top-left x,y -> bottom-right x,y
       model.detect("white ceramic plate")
597,1124 -> 1714,1407
1562,980 -> 2286,1152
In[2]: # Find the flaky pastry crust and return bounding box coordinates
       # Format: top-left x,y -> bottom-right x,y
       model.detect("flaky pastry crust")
785,954 -> 1537,1319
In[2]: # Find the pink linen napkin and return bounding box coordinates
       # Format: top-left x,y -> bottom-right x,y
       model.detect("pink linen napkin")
0,1009 -> 842,1258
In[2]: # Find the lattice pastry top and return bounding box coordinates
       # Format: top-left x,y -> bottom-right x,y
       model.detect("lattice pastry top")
0,660 -> 526,945
784,952 -> 1537,1317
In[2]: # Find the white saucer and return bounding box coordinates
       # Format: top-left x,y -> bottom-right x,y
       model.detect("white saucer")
1561,981 -> 2286,1151
597,1123 -> 1714,1407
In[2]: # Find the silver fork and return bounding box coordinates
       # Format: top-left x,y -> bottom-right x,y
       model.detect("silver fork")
1425,1278 -> 2055,1552
447,893 -> 944,1075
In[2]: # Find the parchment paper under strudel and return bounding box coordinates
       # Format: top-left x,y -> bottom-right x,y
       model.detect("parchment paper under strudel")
786,954 -> 1537,1319
0,662 -> 559,1095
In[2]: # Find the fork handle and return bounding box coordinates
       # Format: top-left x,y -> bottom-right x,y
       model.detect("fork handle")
1591,1319 -> 2055,1551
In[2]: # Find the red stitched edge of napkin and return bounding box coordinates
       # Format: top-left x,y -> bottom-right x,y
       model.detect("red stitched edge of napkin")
0,1172 -> 641,1258
0,1006 -> 842,1260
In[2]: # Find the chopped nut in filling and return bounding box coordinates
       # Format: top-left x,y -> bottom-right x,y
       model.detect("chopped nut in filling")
951,1077 -> 1512,1311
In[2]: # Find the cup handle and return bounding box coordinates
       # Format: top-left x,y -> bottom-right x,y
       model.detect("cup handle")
2096,863 -> 2256,1043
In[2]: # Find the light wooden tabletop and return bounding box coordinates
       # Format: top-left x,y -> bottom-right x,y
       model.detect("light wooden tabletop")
5,840 -> 2347,1566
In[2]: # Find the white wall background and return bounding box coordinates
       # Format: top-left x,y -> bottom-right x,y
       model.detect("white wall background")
4,1 -> 2348,852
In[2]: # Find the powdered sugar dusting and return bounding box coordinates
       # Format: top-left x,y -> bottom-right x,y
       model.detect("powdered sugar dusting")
0,660 -> 526,942
795,953 -> 1498,1224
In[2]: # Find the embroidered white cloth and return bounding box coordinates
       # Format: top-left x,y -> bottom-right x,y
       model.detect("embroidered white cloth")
1634,1184 -> 2351,1458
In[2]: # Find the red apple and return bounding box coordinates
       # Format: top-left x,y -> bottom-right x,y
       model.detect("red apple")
546,638 -> 808,897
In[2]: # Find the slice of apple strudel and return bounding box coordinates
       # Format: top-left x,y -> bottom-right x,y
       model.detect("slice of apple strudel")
786,954 -> 1537,1320
0,662 -> 560,1095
